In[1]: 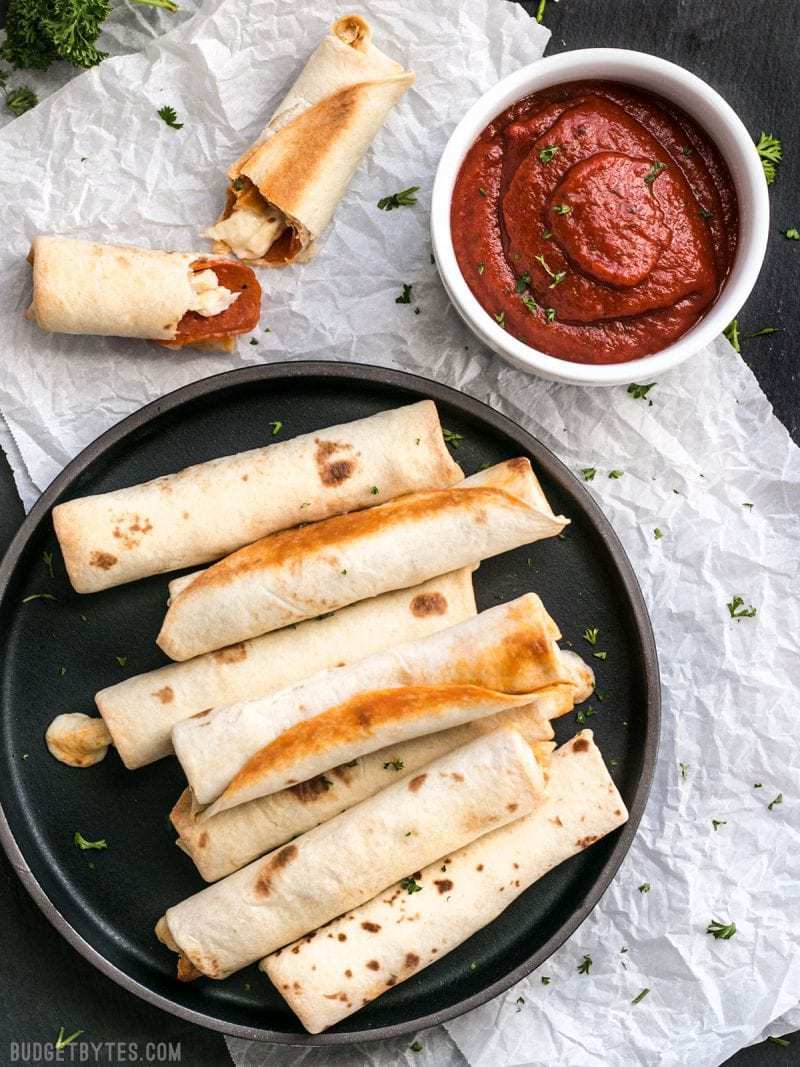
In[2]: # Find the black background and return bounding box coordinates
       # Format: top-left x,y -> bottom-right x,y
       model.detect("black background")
0,1 -> 796,1064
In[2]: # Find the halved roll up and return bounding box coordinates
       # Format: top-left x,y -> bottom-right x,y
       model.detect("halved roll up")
264,730 -> 628,1033
156,727 -> 544,980
172,593 -> 586,814
52,400 -> 461,593
172,697 -> 565,882
27,237 -> 261,352
95,569 -> 476,770
206,15 -> 414,265
158,458 -> 567,661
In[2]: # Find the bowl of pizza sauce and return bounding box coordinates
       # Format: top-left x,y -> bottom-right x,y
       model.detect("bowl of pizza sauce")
431,49 -> 769,385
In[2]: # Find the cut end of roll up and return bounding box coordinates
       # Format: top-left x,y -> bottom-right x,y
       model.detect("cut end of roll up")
45,713 -> 112,768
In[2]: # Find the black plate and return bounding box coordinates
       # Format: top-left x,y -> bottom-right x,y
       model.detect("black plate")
0,361 -> 659,1045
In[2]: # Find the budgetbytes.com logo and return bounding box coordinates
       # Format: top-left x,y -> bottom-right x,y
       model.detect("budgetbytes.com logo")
9,1035 -> 181,1063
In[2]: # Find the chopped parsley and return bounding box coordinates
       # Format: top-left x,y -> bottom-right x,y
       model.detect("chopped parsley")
542,229 -> 553,239
723,319 -> 741,352
477,261 -> 486,275
157,105 -> 183,130
784,228 -> 800,240
494,310 -> 506,328
535,0 -> 548,22
593,650 -> 608,661
707,918 -> 736,940
535,253 -> 566,287
746,326 -> 781,340
370,486 -> 380,495
699,206 -> 713,220
727,595 -> 757,619
711,819 -> 727,831
644,161 -> 667,184
74,831 -> 107,851
631,988 -> 651,1005
478,187 -> 487,197
654,528 -> 663,540
249,338 -> 258,346
541,975 -> 551,985
384,759 -> 404,771
754,783 -> 763,788
442,428 -> 463,448
522,295 -> 538,315
581,467 -> 596,481
115,655 -> 127,667
42,550 -> 55,579
515,272 -> 531,293
743,502 -> 754,509
320,776 -> 333,790
269,420 -> 282,436
768,793 -> 783,811
55,1028 -> 84,1052
627,383 -> 655,400
767,1037 -> 791,1048
22,593 -> 57,604
409,1041 -> 423,1053
395,283 -> 413,305
755,132 -> 782,185
400,877 -> 423,894
577,954 -> 592,975
6,85 -> 38,116
608,469 -> 624,479
553,203 -> 572,215
582,627 -> 599,645
545,307 -> 557,323
681,146 -> 695,157
679,762 -> 690,779
377,186 -> 419,211
515,996 -> 525,1011
638,883 -> 651,893
538,145 -> 560,163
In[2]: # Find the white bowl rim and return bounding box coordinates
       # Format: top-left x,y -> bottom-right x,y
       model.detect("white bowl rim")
431,47 -> 770,386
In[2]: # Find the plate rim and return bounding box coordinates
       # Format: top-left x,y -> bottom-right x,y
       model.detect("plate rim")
0,359 -> 660,1046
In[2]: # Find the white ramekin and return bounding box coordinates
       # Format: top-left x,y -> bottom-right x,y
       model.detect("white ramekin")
431,49 -> 769,386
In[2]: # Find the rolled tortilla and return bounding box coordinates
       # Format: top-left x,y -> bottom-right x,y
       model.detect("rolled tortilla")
157,458 -> 567,661
172,696 -> 566,882
95,569 -> 476,770
156,726 -> 544,980
27,237 -> 261,351
53,400 -> 461,594
264,730 -> 628,1032
206,15 -> 414,265
172,593 -> 584,812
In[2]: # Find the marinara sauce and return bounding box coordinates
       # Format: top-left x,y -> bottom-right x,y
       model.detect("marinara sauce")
451,82 -> 738,364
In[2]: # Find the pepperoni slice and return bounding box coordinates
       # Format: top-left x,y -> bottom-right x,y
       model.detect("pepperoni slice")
160,259 -> 262,347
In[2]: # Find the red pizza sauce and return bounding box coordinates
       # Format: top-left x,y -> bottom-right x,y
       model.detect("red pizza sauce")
451,82 -> 738,364
162,259 -> 262,348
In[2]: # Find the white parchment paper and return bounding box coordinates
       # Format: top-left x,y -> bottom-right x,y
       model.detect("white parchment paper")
0,2 -> 797,1065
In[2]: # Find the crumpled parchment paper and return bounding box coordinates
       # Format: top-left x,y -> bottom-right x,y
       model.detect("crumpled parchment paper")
0,2 -> 797,1065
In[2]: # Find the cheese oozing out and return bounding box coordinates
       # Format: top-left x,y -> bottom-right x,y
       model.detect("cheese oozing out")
188,268 -> 240,318
205,187 -> 287,262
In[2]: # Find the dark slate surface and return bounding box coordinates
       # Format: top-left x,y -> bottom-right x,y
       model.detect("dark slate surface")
0,1 -> 795,1064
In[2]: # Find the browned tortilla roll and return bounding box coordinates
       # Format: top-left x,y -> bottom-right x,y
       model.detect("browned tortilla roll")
27,237 -> 261,351
206,15 -> 414,265
94,570 -> 476,770
157,458 -> 567,661
52,400 -> 461,593
171,593 -> 582,812
156,726 -> 545,981
172,697 -> 564,882
263,730 -> 628,1032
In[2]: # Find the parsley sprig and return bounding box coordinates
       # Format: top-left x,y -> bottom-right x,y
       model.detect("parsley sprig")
755,132 -> 782,185
377,186 -> 419,211
707,918 -> 736,940
727,595 -> 757,619
158,105 -> 183,129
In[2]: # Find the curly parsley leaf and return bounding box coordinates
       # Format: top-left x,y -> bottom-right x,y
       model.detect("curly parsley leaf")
400,876 -> 423,895
74,831 -> 107,851
628,383 -> 655,400
158,104 -> 183,129
723,319 -> 741,353
377,185 -> 419,211
395,283 -> 413,305
581,467 -> 596,481
755,131 -> 782,185
577,954 -> 592,975
538,145 -> 560,164
727,595 -> 757,619
768,793 -> 783,811
644,161 -> 667,185
707,918 -> 736,940
5,85 -> 37,115
784,228 -> 800,240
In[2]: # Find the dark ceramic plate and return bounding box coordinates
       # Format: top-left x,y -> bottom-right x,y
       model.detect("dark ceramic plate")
0,362 -> 659,1045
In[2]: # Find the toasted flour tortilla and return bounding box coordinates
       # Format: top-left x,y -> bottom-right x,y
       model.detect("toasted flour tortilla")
156,727 -> 544,980
157,458 -> 567,660
264,730 -> 628,1032
206,15 -> 414,265
94,569 -> 476,770
27,236 -> 259,349
172,593 -> 585,813
53,400 -> 461,594
172,695 -> 568,882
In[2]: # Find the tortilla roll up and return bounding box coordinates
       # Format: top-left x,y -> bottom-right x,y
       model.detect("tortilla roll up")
172,696 -> 568,883
173,593 -> 586,813
27,237 -> 261,351
206,15 -> 414,265
156,726 -> 545,981
264,730 -> 628,1032
157,457 -> 567,661
94,569 -> 476,770
53,400 -> 461,594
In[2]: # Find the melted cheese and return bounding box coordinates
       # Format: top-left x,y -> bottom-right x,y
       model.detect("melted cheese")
46,712 -> 112,768
205,188 -> 286,261
188,269 -> 240,318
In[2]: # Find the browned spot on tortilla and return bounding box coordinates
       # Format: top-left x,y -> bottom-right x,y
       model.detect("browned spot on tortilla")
410,591 -> 448,617
386,976 -> 396,987
507,803 -> 519,813
314,439 -> 357,487
405,953 -> 420,969
291,945 -> 300,954
222,685 -> 527,802
345,969 -> 352,978
408,773 -> 427,793
241,474 -> 249,481
450,771 -> 465,782
213,642 -> 248,665
572,738 -> 590,753
129,518 -> 153,534
182,511 -> 189,519
434,879 -> 453,894
361,922 -> 381,933
338,933 -> 347,942
254,843 -> 298,896
614,809 -> 622,816
366,960 -> 380,971
176,955 -> 202,982
553,815 -> 564,827
153,685 -> 174,704
290,774 -> 335,803
191,708 -> 212,719
90,550 -> 117,570
197,831 -> 208,848
577,834 -> 598,848
476,864 -> 484,871
324,992 -> 341,1000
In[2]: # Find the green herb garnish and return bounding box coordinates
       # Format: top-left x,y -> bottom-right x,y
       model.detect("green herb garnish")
638,883 -> 651,893
409,1041 -> 423,1053
395,284 -> 413,305
593,651 -> 608,661
654,528 -> 663,540
644,161 -> 667,185
583,627 -> 599,645
631,988 -> 651,1004
608,470 -> 624,479
494,310 -> 506,328
535,0 -> 548,22
384,759 -> 404,771
538,145 -> 560,163
581,467 -> 596,481
74,831 -> 107,851
401,877 -> 423,894
522,295 -> 538,315
370,486 -> 380,495
711,819 -> 727,831
755,132 -> 782,185
442,428 -> 463,448
115,655 -> 127,667
6,85 -> 37,115
515,272 -> 531,293
534,253 -> 565,287
727,595 -> 757,619
22,593 -> 57,604
269,420 -> 282,436
545,307 -> 557,323
377,186 -> 419,211
784,228 -> 800,240
723,319 -> 741,352
767,1037 -> 791,1048
681,146 -> 695,157
679,762 -> 690,779
541,975 -> 551,984
55,1028 -> 84,1051
768,793 -> 783,811
477,261 -> 485,275
478,187 -> 487,197
542,229 -> 553,239
707,918 -> 736,940
553,203 -> 572,215
577,955 -> 592,974
157,105 -> 183,130
515,996 -> 525,1011
627,383 -> 655,400
42,550 -> 55,579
